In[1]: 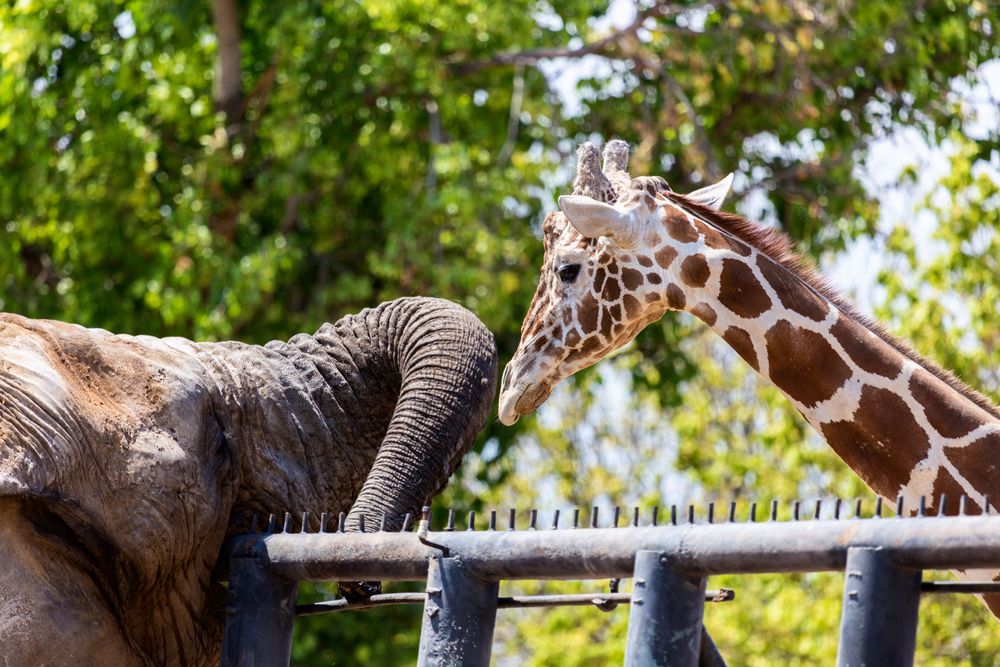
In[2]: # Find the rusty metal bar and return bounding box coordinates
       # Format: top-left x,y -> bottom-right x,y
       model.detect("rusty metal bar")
624,550 -> 707,667
836,547 -> 921,667
245,515 -> 1000,583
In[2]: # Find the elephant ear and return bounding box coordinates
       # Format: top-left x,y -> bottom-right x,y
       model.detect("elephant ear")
686,173 -> 734,210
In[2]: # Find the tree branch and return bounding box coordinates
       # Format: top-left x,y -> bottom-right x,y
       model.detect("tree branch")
212,0 -> 243,131
452,1 -> 678,76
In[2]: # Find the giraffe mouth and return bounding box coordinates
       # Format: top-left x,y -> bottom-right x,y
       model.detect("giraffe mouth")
498,382 -> 552,426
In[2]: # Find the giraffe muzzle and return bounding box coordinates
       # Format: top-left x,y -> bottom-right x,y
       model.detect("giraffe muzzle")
498,380 -> 552,426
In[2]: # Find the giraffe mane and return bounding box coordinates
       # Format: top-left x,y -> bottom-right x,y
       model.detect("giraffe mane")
664,191 -> 1000,420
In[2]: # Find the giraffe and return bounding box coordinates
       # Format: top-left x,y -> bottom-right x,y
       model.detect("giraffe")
498,140 -> 1000,615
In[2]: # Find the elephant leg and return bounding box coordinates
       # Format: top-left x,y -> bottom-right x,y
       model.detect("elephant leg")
0,501 -> 142,667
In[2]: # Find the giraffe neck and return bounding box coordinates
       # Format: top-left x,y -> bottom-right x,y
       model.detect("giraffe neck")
651,205 -> 1000,512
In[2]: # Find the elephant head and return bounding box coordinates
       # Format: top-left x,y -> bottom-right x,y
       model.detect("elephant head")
0,296 -> 497,666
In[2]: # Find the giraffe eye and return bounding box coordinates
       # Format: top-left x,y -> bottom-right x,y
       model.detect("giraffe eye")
556,263 -> 581,283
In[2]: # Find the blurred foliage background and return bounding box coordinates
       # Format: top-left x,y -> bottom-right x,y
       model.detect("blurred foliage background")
2,0 -> 999,664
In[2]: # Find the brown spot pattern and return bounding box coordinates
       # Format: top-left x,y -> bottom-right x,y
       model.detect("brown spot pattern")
602,279 -> 621,302
679,255 -> 710,288
930,467 -> 972,516
637,255 -> 653,268
820,386 -> 931,498
946,432 -> 1000,502
654,246 -> 678,269
691,303 -> 717,326
621,267 -> 644,291
718,259 -> 772,318
600,309 -> 613,337
565,329 -> 582,348
830,317 -> 902,379
647,273 -> 662,285
579,294 -> 599,333
910,369 -> 985,438
765,320 -> 852,406
623,294 -> 641,319
723,327 -> 758,371
593,267 -> 607,293
645,293 -> 661,304
609,303 -> 622,321
664,211 -> 699,243
757,255 -> 827,322
666,284 -> 686,310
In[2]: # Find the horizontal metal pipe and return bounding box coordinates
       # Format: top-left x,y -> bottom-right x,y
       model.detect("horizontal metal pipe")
920,581 -> 1000,594
251,515 -> 1000,582
295,589 -> 736,617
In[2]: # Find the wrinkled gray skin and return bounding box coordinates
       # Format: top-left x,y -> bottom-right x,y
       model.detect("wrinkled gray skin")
0,297 -> 497,666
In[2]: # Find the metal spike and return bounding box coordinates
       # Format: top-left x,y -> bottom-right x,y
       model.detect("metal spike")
632,506 -> 640,527
401,512 -> 413,532
573,508 -> 580,528
959,495 -> 968,516
896,496 -> 905,517
508,508 -> 516,531
612,506 -> 621,528
590,506 -> 599,529
728,501 -> 736,523
283,512 -> 293,533
834,498 -> 843,520
551,509 -> 561,530
319,512 -> 329,533
653,505 -> 660,526
688,504 -> 695,525
422,506 -> 432,526
380,513 -> 388,532
467,511 -> 476,531
854,498 -> 863,518
267,513 -> 276,533
337,512 -> 346,533
301,512 -> 310,533
446,509 -> 455,532
749,502 -> 757,522
529,509 -> 538,530
770,499 -> 778,521
875,497 -> 883,518
938,494 -> 948,517
985,495 -> 992,514
489,510 -> 497,531
814,499 -> 822,520
918,496 -> 927,517
707,502 -> 715,524
793,500 -> 800,521
668,505 -> 675,527
358,514 -> 366,533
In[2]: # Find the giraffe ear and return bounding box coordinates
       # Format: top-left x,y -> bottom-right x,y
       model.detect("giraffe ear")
686,173 -> 734,210
558,195 -> 633,240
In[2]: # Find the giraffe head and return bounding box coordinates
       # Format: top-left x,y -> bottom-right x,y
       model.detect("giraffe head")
498,141 -> 733,425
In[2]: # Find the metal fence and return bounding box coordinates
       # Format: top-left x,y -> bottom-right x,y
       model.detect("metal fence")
220,496 -> 1000,666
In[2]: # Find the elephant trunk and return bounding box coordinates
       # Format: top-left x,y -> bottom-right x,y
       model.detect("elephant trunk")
328,297 -> 496,531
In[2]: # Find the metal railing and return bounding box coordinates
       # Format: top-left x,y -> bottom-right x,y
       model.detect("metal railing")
220,496 -> 1000,666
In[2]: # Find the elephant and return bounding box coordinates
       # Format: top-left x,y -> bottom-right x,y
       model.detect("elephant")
0,296 -> 497,666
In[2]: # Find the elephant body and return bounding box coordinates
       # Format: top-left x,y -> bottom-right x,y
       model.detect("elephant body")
0,297 -> 497,666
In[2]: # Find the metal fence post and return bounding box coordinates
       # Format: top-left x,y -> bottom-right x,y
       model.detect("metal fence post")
624,550 -> 707,667
416,556 -> 500,667
836,546 -> 921,667
221,539 -> 299,667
